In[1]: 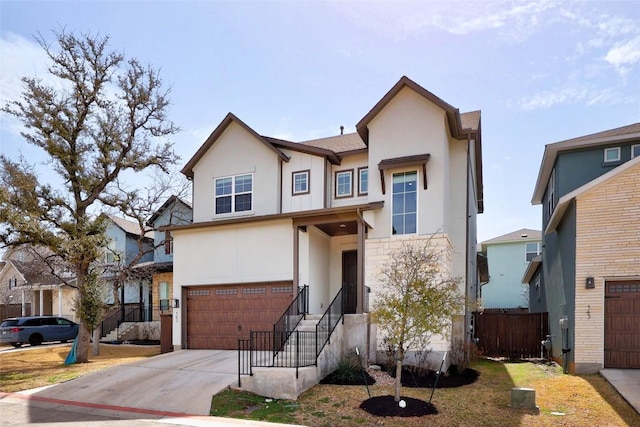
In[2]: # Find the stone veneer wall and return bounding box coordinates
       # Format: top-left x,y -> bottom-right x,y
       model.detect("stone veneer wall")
364,233 -> 458,369
574,162 -> 640,373
152,272 -> 173,321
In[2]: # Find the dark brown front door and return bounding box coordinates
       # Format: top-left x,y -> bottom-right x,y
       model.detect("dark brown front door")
605,280 -> 640,368
342,251 -> 357,314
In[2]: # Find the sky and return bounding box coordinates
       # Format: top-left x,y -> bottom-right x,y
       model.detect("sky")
0,0 -> 639,243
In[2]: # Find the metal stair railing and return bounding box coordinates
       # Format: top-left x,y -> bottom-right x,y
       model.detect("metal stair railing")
315,286 -> 344,358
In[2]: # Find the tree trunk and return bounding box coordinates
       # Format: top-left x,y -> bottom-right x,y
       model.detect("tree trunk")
92,328 -> 101,356
75,323 -> 91,363
394,359 -> 403,402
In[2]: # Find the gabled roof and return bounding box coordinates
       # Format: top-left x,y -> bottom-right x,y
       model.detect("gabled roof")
355,76 -> 474,144
263,136 -> 342,164
107,214 -> 153,239
147,195 -> 193,227
532,122 -> 640,205
300,132 -> 366,153
181,113 -> 290,179
522,255 -> 542,284
545,154 -> 640,235
482,228 -> 541,245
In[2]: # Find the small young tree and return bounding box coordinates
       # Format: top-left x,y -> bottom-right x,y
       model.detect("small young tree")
370,237 -> 463,402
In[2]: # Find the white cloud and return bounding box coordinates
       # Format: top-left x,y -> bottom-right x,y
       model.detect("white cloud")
0,33 -> 51,106
604,35 -> 640,74
518,85 -> 630,110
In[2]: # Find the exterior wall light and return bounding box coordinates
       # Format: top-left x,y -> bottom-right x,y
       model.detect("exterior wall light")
585,277 -> 595,289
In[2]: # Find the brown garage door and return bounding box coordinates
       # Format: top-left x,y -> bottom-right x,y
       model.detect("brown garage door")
605,280 -> 640,368
186,282 -> 294,349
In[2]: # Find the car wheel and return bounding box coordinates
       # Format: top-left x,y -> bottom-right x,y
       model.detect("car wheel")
29,334 -> 43,346
11,343 -> 22,348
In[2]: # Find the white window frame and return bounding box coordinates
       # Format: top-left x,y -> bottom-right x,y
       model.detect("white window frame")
632,144 -> 640,159
335,170 -> 353,198
525,242 -> 541,263
391,170 -> 418,235
215,173 -> 253,215
292,170 -> 310,195
604,147 -> 621,163
358,167 -> 368,196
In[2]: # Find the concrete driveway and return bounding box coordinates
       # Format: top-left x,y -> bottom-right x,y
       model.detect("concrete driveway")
31,349 -> 238,416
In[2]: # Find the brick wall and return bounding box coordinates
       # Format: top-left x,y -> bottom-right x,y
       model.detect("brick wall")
574,162 -> 640,371
152,272 -> 174,321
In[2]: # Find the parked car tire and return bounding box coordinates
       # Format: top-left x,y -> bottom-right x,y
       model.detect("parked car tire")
29,334 -> 43,346
11,343 -> 22,348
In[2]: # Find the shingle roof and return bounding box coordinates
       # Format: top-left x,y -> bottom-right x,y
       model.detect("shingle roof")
108,215 -> 154,238
299,132 -> 366,153
532,122 -> 640,205
461,110 -> 481,131
481,228 -> 541,245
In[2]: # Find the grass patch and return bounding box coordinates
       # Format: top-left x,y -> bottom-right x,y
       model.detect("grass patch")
0,344 -> 160,393
210,389 -> 298,424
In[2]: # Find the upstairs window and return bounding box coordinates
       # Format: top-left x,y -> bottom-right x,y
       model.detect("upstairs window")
604,147 -> 620,163
392,171 -> 417,235
292,170 -> 310,195
335,170 -> 353,198
547,168 -> 555,217
632,144 -> 640,158
164,230 -> 173,255
215,174 -> 253,214
525,242 -> 541,262
358,167 -> 368,196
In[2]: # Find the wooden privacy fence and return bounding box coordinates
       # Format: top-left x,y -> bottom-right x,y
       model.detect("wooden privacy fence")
0,303 -> 31,320
474,310 -> 548,359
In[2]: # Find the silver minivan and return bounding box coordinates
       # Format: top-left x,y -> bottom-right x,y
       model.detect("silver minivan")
0,316 -> 79,347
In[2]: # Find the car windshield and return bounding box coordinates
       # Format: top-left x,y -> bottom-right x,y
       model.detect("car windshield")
1,319 -> 19,327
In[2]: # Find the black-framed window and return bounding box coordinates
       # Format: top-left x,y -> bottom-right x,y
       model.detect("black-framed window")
215,173 -> 253,214
392,171 -> 417,235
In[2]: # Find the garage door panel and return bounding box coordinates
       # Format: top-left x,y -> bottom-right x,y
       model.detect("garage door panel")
605,281 -> 640,368
187,282 -> 294,350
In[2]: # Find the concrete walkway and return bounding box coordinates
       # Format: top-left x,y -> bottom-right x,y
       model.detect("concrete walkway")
600,369 -> 640,415
31,349 -> 239,415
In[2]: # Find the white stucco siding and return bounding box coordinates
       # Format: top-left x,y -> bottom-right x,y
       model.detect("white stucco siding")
173,219 -> 294,287
330,153 -> 368,208
191,122 -> 281,222
307,227 -> 331,313
365,87 -> 449,239
281,150 -> 326,212
447,139 -> 470,289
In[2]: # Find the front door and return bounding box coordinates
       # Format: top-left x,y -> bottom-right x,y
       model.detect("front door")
342,251 -> 357,314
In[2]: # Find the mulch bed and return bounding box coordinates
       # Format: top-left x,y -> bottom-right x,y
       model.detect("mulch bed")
359,395 -> 438,417
387,365 -> 480,388
319,369 -> 375,385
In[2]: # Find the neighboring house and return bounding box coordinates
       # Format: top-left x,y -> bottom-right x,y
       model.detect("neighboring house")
101,214 -> 155,322
0,246 -> 72,320
528,122 -> 640,373
170,76 -> 484,397
146,195 -> 193,321
480,229 -> 541,310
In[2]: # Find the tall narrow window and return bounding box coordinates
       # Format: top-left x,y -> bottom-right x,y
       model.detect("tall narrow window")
159,282 -> 170,311
292,170 -> 310,195
392,171 -> 417,235
335,170 -> 353,198
632,144 -> 640,158
215,174 -> 253,214
547,168 -> 555,217
358,167 -> 368,196
164,230 -> 173,255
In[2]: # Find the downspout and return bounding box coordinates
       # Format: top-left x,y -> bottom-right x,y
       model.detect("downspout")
464,133 -> 471,360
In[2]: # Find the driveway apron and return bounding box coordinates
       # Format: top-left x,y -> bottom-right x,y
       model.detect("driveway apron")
32,349 -> 238,416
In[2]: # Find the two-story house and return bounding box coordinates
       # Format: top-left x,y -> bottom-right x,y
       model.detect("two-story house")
146,195 -> 193,321
529,122 -> 640,373
170,76 -> 483,396
480,228 -> 541,310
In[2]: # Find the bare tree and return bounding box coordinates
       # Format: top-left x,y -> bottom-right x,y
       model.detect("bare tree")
0,29 -> 179,362
370,236 -> 463,402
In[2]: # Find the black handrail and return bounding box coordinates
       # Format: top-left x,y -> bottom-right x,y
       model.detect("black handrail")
315,286 -> 344,357
273,286 -> 308,355
100,305 -> 149,339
